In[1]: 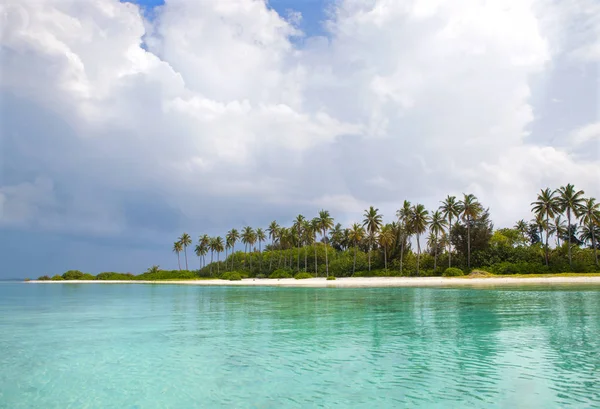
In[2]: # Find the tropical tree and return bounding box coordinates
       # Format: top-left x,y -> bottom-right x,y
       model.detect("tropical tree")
241,226 -> 255,270
531,188 -> 560,266
378,224 -> 395,270
429,210 -> 448,272
294,215 -> 305,272
396,200 -> 412,274
514,220 -> 528,245
553,215 -> 567,247
459,193 -> 482,269
302,220 -> 311,271
363,206 -> 383,273
212,236 -> 224,275
311,218 -> 320,275
440,196 -> 462,268
226,229 -> 239,270
256,228 -> 266,272
580,197 -> 600,266
556,184 -> 585,268
178,233 -> 192,270
173,241 -> 183,271
410,204 -> 430,275
317,210 -> 334,277
267,221 -> 279,271
348,223 -> 365,275
195,242 -> 208,270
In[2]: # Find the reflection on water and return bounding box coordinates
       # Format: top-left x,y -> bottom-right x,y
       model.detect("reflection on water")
0,283 -> 598,408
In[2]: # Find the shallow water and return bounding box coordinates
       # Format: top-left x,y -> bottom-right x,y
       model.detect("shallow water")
1,283 -> 599,408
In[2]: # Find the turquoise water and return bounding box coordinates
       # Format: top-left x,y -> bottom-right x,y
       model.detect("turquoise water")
1,283 -> 599,408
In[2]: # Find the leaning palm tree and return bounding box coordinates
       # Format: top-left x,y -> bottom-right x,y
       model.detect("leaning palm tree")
213,236 -> 225,275
294,215 -> 305,272
173,241 -> 183,271
556,184 -> 585,268
226,229 -> 239,270
363,206 -> 383,273
531,188 -> 560,266
396,200 -> 412,274
410,204 -> 430,275
429,210 -> 448,272
440,196 -> 462,268
459,193 -> 482,269
317,210 -> 334,277
178,233 -> 192,270
348,223 -> 365,275
267,221 -> 280,271
579,197 -> 600,266
378,224 -> 395,270
256,228 -> 266,272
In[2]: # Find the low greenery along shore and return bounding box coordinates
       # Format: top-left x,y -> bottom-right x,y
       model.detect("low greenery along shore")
37,184 -> 599,281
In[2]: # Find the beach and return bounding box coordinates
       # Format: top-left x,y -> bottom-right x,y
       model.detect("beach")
27,276 -> 600,287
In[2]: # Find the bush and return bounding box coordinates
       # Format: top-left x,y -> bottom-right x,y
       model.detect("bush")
326,276 -> 336,280
220,271 -> 245,281
256,274 -> 267,279
269,269 -> 292,279
96,272 -> 135,280
81,274 -> 96,280
37,275 -> 51,281
443,267 -> 464,277
294,272 -> 314,280
50,275 -> 64,281
136,270 -> 197,280
62,270 -> 85,280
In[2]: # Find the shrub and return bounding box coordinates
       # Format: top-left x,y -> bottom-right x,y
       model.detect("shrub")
62,270 -> 85,280
294,272 -> 314,280
96,272 -> 135,280
227,272 -> 242,281
81,274 -> 96,280
136,270 -> 197,280
220,271 -> 245,281
37,275 -> 51,281
443,267 -> 464,277
326,276 -> 336,281
51,275 -> 64,281
269,269 -> 292,279
24,278 -> 31,282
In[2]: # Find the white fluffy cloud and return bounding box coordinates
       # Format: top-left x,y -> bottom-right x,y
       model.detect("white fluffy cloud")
1,0 -> 599,249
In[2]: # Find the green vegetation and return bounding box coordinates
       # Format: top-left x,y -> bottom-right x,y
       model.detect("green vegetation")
294,272 -> 314,280
327,276 -> 336,281
443,267 -> 464,277
220,272 -> 242,281
269,269 -> 292,279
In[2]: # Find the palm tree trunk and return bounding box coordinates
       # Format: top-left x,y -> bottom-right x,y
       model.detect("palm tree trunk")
545,214 -> 549,266
259,241 -> 263,273
177,253 -> 181,271
592,226 -> 598,266
434,233 -> 438,272
269,239 -> 274,272
314,234 -> 318,276
210,251 -> 214,276
225,247 -> 229,271
567,210 -> 572,268
217,252 -> 220,275
384,246 -> 387,270
244,244 -> 247,271
297,238 -> 300,273
368,239 -> 372,273
448,216 -> 452,268
199,256 -> 201,271
400,236 -> 405,274
323,229 -> 329,277
184,247 -> 188,270
304,245 -> 307,272
416,234 -> 421,276
467,217 -> 471,269
353,244 -> 357,276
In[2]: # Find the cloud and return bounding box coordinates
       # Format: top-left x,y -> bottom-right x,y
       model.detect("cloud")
1,0 -> 599,275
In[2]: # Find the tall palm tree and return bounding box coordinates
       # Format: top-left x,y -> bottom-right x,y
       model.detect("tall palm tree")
348,223 -> 365,275
317,210 -> 334,277
459,193 -> 482,269
256,228 -> 266,272
178,233 -> 192,270
531,188 -> 560,266
267,221 -> 279,272
410,204 -> 430,275
440,196 -> 461,268
396,200 -> 412,274
294,215 -> 305,273
194,242 -> 208,271
302,220 -> 311,271
173,241 -> 183,271
311,218 -> 320,275
363,206 -> 383,273
226,229 -> 239,270
213,236 -> 224,275
378,224 -> 395,270
429,210 -> 448,272
557,184 -> 585,268
514,220 -> 528,245
241,226 -> 254,271
580,197 -> 600,266
554,215 -> 567,247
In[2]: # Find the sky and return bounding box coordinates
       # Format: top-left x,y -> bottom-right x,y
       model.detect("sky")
0,0 -> 599,278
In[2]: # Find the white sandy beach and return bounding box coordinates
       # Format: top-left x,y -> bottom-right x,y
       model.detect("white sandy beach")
28,276 -> 600,287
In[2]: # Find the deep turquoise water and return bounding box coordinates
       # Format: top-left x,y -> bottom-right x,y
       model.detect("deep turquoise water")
1,283 -> 599,408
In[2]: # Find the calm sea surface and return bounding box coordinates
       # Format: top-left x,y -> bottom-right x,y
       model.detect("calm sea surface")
0,283 -> 599,408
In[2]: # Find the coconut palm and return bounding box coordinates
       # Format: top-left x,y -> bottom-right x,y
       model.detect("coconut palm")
241,226 -> 255,270
302,220 -> 311,271
267,221 -> 279,271
531,188 -> 560,266
195,242 -> 208,270
348,223 -> 365,275
429,210 -> 448,272
580,197 -> 600,266
178,233 -> 192,270
553,215 -> 567,247
317,210 -> 334,277
459,193 -> 482,269
557,184 -> 585,268
212,236 -> 225,275
378,224 -> 395,270
396,200 -> 412,274
514,220 -> 528,245
256,228 -> 266,272
410,204 -> 430,275
311,218 -> 320,275
226,229 -> 239,270
363,206 -> 383,273
294,215 -> 305,272
173,241 -> 183,271
440,196 -> 462,268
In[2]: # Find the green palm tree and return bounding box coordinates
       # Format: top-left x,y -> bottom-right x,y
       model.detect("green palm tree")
194,242 -> 208,270
363,206 -> 383,273
173,241 -> 183,271
294,215 -> 305,273
256,228 -> 266,272
410,204 -> 430,275
579,197 -> 600,266
396,200 -> 412,274
378,224 -> 395,270
348,223 -> 365,275
514,220 -> 528,245
226,229 -> 239,270
429,210 -> 448,272
557,184 -> 585,268
531,188 -> 560,266
267,221 -> 279,272
178,233 -> 192,270
459,193 -> 482,269
241,226 -> 254,270
553,215 -> 567,247
440,196 -> 461,268
302,220 -> 311,271
318,210 -> 334,277
311,218 -> 320,275
213,236 -> 224,275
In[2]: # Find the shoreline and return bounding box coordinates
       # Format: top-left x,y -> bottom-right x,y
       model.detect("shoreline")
25,276 -> 600,288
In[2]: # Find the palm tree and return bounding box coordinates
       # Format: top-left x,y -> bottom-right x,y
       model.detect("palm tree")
256,228 -> 266,272
302,220 -> 311,271
241,226 -> 254,271
226,229 -> 239,270
440,196 -> 461,268
429,210 -> 448,272
554,215 -> 567,247
311,218 -> 320,275
410,204 -> 430,275
294,215 -> 305,272
267,221 -> 279,272
348,223 -> 365,275
173,241 -> 183,271
531,188 -> 560,266
580,197 -> 600,266
317,210 -> 334,277
557,184 -> 585,268
213,236 -> 224,274
514,220 -> 528,245
194,242 -> 208,271
396,200 -> 412,274
199,235 -> 210,268
178,233 -> 192,270
378,224 -> 395,270
363,206 -> 383,273
459,193 -> 482,269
